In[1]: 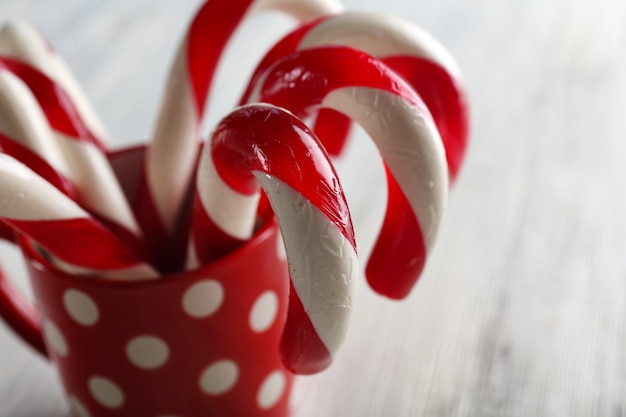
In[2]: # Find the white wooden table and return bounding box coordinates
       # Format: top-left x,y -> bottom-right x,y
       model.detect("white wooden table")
1,0 -> 625,415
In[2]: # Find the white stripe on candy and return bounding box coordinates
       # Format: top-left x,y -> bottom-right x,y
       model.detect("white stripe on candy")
0,19 -> 111,145
0,154 -> 83,220
0,71 -> 70,180
322,87 -> 448,251
186,143 -> 261,267
248,0 -> 344,21
54,131 -> 142,237
298,12 -> 462,80
254,173 -> 358,358
195,146 -> 260,241
0,154 -> 157,279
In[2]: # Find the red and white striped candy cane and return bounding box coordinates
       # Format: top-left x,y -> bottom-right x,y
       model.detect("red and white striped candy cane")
0,153 -> 157,280
0,19 -> 110,147
0,70 -> 75,197
141,0 -> 342,255
254,46 -> 449,300
0,57 -> 141,245
192,104 -> 358,374
240,11 -> 468,180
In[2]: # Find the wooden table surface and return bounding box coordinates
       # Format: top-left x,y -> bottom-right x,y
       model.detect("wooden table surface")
1,0 -> 625,416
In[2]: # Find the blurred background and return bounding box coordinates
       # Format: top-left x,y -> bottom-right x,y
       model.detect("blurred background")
0,0 -> 624,415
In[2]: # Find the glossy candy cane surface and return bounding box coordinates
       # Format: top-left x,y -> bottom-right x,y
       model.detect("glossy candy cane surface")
241,11 -> 468,180
142,0 -> 340,262
194,104 -> 358,374
257,46 -> 449,299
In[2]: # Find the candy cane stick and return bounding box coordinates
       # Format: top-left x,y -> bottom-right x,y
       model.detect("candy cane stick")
241,11 -> 468,180
0,70 -> 75,197
0,70 -> 78,255
0,154 -> 157,280
142,0 -> 342,250
193,104 -> 357,374
0,57 -> 141,244
0,19 -> 110,148
253,46 -> 449,299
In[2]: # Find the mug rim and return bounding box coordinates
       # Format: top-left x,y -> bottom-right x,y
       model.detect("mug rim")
21,212 -> 280,289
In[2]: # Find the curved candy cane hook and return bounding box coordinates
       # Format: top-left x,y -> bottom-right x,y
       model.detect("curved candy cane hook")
255,46 -> 449,299
241,11 -> 468,180
194,104 -> 358,374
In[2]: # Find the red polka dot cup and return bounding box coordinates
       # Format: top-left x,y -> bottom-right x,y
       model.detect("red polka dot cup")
0,146 -> 294,417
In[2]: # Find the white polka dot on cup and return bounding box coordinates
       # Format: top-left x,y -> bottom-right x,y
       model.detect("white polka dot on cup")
182,279 -> 224,318
88,376 -> 124,409
63,289 -> 99,326
126,335 -> 170,370
199,360 -> 239,395
257,370 -> 286,410
249,291 -> 278,332
68,395 -> 92,417
42,319 -> 68,357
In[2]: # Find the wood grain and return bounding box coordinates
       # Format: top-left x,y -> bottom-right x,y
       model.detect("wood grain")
1,0 -> 625,415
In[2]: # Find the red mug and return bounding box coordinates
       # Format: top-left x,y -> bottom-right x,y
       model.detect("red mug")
0,146 -> 294,417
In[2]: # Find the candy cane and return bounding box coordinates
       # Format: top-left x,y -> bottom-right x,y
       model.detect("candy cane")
0,70 -> 75,197
241,11 -> 468,180
0,19 -> 110,148
0,57 -> 141,245
252,46 -> 449,300
142,0 -> 342,254
0,153 -> 157,280
191,104 -> 357,374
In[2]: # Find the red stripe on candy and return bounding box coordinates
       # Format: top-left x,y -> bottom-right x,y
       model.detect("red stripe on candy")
238,17 -> 321,104
0,57 -> 104,150
0,132 -> 76,198
6,218 -> 143,271
258,46 -> 425,116
383,56 -> 469,181
186,0 -> 254,115
366,166 -> 427,299
210,105 -> 356,248
280,281 -> 332,374
311,108 -> 351,156
191,193 -> 245,265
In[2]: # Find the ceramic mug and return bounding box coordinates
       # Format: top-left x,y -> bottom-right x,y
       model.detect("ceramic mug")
0,146 -> 294,417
